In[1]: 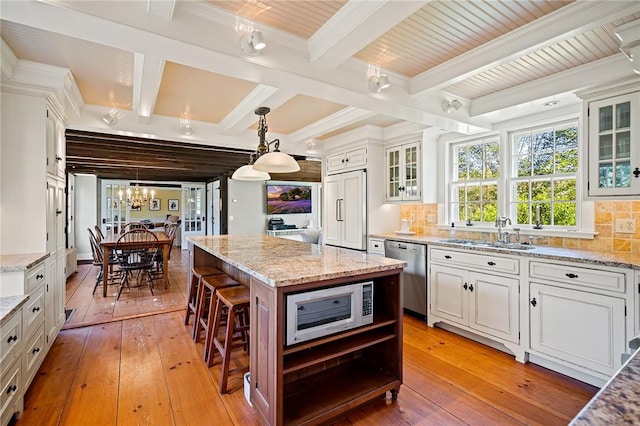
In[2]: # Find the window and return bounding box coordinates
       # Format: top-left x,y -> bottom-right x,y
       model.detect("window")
509,120 -> 578,227
450,138 -> 500,224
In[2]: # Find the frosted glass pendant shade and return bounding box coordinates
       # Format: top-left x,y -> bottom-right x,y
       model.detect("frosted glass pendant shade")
231,164 -> 271,181
253,152 -> 300,173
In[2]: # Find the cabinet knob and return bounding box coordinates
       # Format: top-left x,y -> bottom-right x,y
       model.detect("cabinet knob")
444,255 -> 452,259
56,156 -> 63,161
7,335 -> 17,343
32,347 -> 41,354
487,261 -> 496,266
469,284 -> 474,292
565,273 -> 579,279
32,306 -> 41,312
341,159 -> 345,163
530,298 -> 537,307
633,167 -> 639,178
36,274 -> 44,280
463,283 -> 468,290
56,209 -> 63,215
6,385 -> 17,395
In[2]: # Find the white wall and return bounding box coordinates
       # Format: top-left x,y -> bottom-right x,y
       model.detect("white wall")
74,174 -> 98,261
227,179 -> 322,235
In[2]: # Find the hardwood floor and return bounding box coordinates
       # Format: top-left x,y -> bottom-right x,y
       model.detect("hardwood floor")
16,248 -> 597,425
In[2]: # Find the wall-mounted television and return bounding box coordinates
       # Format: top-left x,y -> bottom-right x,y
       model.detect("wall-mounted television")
266,184 -> 312,214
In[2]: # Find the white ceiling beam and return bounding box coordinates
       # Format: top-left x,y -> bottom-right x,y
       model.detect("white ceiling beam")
146,0 -> 176,20
288,107 -> 375,144
470,55 -> 635,117
308,0 -> 429,69
219,86 -> 296,136
410,0 -> 640,96
132,53 -> 165,123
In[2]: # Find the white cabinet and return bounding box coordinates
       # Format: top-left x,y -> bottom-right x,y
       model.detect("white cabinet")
326,147 -> 367,175
324,170 -> 366,250
529,283 -> 626,377
526,259 -> 630,380
385,142 -> 421,202
1,306 -> 23,426
582,86 -> 640,197
45,113 -> 65,179
368,238 -> 385,255
430,264 -> 520,345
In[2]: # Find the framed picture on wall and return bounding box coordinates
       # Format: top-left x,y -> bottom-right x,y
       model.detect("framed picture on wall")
168,199 -> 179,211
149,198 -> 161,211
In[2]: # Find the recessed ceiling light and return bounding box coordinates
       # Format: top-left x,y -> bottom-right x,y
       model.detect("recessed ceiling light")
542,101 -> 559,107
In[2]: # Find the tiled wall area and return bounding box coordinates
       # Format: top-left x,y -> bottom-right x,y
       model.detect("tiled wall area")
400,201 -> 640,253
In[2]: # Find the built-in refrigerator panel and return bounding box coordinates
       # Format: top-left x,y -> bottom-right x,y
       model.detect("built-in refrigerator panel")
323,170 -> 367,250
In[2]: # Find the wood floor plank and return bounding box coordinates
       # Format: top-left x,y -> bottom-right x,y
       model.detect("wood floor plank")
58,322 -> 122,425
152,311 -> 235,426
20,328 -> 90,426
117,315 -> 174,425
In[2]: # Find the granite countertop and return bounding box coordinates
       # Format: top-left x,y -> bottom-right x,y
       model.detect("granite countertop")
189,235 -> 406,287
0,252 -> 50,272
0,295 -> 29,325
373,233 -> 640,270
570,347 -> 640,425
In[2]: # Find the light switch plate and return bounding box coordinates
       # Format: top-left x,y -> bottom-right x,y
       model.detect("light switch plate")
615,218 -> 636,233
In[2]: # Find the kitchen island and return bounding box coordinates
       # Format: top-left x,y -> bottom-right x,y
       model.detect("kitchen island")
188,235 -> 406,426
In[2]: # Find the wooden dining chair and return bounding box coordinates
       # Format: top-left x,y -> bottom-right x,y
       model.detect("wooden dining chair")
152,222 -> 179,280
87,228 -> 121,294
114,229 -> 159,300
120,221 -> 149,234
94,225 -> 105,242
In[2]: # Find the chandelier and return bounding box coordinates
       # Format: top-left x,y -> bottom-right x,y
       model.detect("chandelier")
118,171 -> 154,209
232,107 -> 300,181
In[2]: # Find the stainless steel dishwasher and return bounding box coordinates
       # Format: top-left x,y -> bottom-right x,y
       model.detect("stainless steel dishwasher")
384,240 -> 427,318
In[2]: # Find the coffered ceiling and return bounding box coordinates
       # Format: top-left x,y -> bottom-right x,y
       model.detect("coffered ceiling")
1,0 -> 639,181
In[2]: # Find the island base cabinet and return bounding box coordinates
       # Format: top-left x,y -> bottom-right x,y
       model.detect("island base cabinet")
529,282 -> 626,377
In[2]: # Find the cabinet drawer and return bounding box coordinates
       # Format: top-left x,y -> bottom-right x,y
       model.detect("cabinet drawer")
23,324 -> 45,388
1,311 -> 22,373
26,263 -> 46,294
529,261 -> 625,293
0,356 -> 21,425
23,286 -> 45,341
369,238 -> 385,255
430,248 -> 519,275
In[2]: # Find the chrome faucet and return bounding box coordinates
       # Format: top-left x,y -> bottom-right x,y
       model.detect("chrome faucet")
495,216 -> 512,243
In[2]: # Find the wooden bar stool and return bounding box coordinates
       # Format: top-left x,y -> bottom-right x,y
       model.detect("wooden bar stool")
185,266 -> 225,329
207,285 -> 250,394
194,274 -> 240,347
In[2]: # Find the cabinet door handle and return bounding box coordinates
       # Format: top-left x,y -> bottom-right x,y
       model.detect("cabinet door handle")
36,274 -> 44,280
530,298 -> 537,307
463,283 -> 468,290
7,335 -> 17,343
444,255 -> 452,259
56,156 -> 63,161
565,273 -> 579,279
633,167 -> 639,178
469,284 -> 474,292
32,347 -> 41,354
6,385 -> 17,395
32,306 -> 41,312
487,261 -> 496,266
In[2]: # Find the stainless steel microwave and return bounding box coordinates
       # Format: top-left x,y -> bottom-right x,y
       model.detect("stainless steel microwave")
285,281 -> 373,346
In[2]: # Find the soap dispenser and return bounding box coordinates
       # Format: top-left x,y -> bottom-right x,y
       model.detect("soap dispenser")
449,222 -> 456,238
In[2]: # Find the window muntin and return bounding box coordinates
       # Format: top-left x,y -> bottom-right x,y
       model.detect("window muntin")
450,139 -> 499,224
509,122 -> 578,228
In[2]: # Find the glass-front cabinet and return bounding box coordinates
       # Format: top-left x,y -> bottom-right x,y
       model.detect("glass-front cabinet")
587,91 -> 640,197
385,142 -> 421,202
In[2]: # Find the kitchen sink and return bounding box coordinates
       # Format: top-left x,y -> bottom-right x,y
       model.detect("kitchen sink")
439,238 -> 536,250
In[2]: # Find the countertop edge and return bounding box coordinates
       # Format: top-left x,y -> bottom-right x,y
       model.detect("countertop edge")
373,234 -> 640,270
0,294 -> 29,325
0,252 -> 50,272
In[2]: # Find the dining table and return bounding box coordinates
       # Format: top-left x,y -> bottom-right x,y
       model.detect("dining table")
99,231 -> 172,297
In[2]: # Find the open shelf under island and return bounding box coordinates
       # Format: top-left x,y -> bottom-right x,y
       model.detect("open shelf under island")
188,235 -> 406,426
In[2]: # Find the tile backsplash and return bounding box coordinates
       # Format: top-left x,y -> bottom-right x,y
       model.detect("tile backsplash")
400,201 -> 640,253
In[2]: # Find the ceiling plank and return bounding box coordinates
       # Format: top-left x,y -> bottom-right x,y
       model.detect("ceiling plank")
133,53 -> 165,122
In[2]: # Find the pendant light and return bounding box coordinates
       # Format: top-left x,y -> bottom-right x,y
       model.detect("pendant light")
232,107 -> 300,180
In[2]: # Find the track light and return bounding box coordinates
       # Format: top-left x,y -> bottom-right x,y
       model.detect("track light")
441,99 -> 462,114
240,30 -> 266,56
368,74 -> 390,93
102,111 -> 118,126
